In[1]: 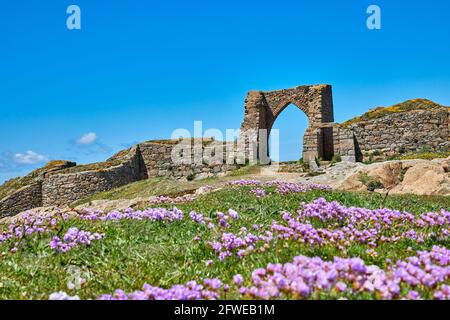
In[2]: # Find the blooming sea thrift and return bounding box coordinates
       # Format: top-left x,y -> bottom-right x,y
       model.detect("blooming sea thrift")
79,207 -> 184,222
269,198 -> 450,251
0,210 -> 68,255
238,246 -> 450,300
97,279 -> 223,300
50,227 -> 103,253
227,180 -> 332,196
91,246 -> 450,300
1,180 -> 449,300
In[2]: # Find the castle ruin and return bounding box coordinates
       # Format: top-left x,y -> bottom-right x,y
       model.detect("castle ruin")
1,84 -> 449,217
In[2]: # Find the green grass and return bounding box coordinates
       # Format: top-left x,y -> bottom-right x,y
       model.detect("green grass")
388,151 -> 450,161
362,149 -> 450,165
358,172 -> 384,191
1,185 -> 449,300
70,165 -> 261,207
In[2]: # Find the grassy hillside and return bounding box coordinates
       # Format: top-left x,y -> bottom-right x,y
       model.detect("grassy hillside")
1,181 -> 449,300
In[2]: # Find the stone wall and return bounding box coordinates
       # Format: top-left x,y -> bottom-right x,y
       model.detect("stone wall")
332,126 -> 359,162
42,147 -> 142,206
346,109 -> 450,161
138,140 -> 238,180
0,140 -> 243,216
0,183 -> 42,218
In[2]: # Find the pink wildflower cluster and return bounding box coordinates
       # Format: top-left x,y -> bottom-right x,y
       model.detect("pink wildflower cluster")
148,194 -> 196,205
227,179 -> 262,187
188,209 -> 239,233
209,228 -> 273,261
434,285 -> 450,300
227,180 -> 331,196
79,207 -> 184,222
48,291 -> 80,300
0,210 -> 67,255
97,278 -> 224,300
189,211 -> 206,224
271,198 -> 450,250
239,246 -> 450,300
265,181 -> 332,195
250,188 -> 267,198
92,246 -> 450,301
50,227 -> 103,253
216,209 -> 239,228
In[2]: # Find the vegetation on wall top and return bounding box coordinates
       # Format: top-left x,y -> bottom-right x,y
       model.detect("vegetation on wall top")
341,99 -> 448,127
0,160 -> 76,200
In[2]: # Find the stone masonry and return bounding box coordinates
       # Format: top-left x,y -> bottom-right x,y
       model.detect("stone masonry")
346,108 -> 450,161
136,140 -> 238,180
0,183 -> 42,218
238,85 -> 450,164
239,85 -> 335,162
0,140 -> 240,216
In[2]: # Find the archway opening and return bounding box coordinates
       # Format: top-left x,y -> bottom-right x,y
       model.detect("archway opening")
268,104 -> 309,162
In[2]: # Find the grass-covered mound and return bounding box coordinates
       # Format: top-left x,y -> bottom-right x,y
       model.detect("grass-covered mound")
342,99 -> 448,127
1,181 -> 449,300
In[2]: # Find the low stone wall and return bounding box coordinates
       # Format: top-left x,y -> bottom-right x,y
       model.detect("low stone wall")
346,109 -> 450,161
138,140 -> 238,180
42,162 -> 140,207
42,147 -> 142,206
0,183 -> 42,218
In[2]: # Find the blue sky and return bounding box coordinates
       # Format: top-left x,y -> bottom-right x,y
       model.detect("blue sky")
1,0 -> 450,183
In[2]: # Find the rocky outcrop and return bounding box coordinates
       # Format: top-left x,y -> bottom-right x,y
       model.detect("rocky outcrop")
337,158 -> 450,196
74,197 -> 149,213
390,161 -> 450,195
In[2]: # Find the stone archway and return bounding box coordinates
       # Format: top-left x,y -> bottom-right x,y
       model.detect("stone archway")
239,84 -> 335,162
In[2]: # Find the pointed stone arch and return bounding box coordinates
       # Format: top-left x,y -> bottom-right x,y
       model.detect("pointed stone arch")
239,84 -> 335,162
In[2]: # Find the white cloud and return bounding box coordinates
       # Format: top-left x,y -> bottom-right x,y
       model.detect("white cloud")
76,132 -> 97,146
13,150 -> 48,165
